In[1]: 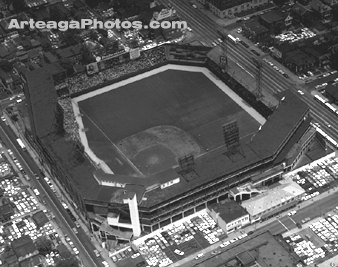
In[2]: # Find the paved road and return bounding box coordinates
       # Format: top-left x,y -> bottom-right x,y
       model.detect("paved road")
259,191 -> 338,236
0,121 -> 103,267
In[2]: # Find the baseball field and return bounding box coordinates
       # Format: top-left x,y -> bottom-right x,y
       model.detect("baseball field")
74,66 -> 262,177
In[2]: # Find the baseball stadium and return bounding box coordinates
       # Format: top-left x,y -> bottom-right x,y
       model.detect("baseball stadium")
23,45 -> 313,244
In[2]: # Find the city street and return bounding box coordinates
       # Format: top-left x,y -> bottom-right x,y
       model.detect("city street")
0,120 -> 105,267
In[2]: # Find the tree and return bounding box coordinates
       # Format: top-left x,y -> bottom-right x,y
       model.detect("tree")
81,47 -> 94,64
0,60 -> 13,72
35,237 -> 53,256
272,0 -> 289,6
12,0 -> 26,12
331,52 -> 338,70
55,257 -> 80,267
332,7 -> 338,22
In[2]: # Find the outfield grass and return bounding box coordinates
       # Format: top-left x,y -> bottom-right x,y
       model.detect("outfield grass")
78,69 -> 259,175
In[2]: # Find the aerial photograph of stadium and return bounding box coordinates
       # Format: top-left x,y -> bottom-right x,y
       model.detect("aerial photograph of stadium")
1,0 -> 338,266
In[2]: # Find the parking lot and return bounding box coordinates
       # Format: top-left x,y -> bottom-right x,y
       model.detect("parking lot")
285,211 -> 338,266
0,147 -> 80,266
288,156 -> 338,197
275,28 -> 316,44
116,210 -> 226,267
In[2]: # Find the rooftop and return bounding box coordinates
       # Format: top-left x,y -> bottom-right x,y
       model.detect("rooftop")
249,91 -> 309,159
260,10 -> 286,24
208,200 -> 248,223
285,49 -> 316,67
11,236 -> 36,258
208,0 -> 249,11
241,181 -> 305,217
325,83 -> 338,102
244,19 -> 269,35
23,68 -> 58,138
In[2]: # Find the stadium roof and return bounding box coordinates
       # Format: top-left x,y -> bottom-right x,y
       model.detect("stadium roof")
23,68 -> 57,138
249,91 -> 309,160
241,181 -> 305,217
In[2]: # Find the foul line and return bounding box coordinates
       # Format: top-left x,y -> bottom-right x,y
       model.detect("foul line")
79,107 -> 143,176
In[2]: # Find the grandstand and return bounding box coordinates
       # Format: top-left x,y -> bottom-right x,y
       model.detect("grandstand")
22,45 -> 312,245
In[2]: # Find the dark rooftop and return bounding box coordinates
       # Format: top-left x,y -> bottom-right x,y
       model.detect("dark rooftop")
11,236 -> 37,258
249,90 -> 309,159
285,49 -> 316,66
325,83 -> 338,102
208,0 -> 249,11
208,200 -> 248,223
260,10 -> 286,24
244,19 -> 269,35
23,68 -> 57,138
32,211 -> 49,228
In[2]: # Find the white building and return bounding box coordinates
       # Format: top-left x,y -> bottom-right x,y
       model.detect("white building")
241,181 -> 305,222
207,200 -> 250,234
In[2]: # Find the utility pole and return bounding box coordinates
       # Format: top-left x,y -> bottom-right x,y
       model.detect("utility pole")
252,58 -> 262,100
219,32 -> 228,73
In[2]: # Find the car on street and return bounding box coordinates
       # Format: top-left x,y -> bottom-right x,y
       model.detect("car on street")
195,253 -> 204,260
174,249 -> 184,255
288,210 -> 297,216
94,249 -> 100,257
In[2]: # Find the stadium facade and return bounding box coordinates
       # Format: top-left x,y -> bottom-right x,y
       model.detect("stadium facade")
21,45 -> 314,246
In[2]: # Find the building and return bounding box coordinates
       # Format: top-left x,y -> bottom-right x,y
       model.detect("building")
304,46 -> 330,67
11,236 -> 38,262
242,19 -> 270,43
91,89 -> 311,239
0,203 -> 14,222
207,200 -> 250,234
22,68 -> 58,138
259,10 -> 292,34
325,83 -> 338,103
310,0 -> 332,22
284,49 -> 316,73
207,0 -> 269,18
22,46 -> 312,245
291,2 -> 314,25
241,181 -> 305,222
